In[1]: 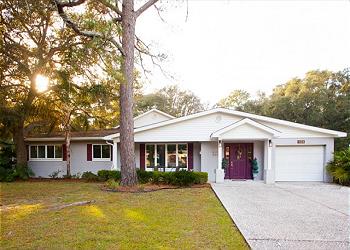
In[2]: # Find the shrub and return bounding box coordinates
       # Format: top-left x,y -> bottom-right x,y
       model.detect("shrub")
97,170 -> 121,181
81,171 -> 99,181
136,170 -> 154,184
193,172 -> 208,184
49,170 -> 61,179
94,169 -> 208,186
0,164 -> 34,182
136,170 -> 208,186
327,148 -> 350,186
105,178 -> 120,189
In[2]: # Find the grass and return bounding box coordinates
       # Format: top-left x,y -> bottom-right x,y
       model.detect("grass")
1,181 -> 248,249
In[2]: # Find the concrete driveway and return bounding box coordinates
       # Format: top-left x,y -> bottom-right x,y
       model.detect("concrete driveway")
211,181 -> 349,250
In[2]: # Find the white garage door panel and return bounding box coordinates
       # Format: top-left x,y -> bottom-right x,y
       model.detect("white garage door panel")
275,146 -> 324,181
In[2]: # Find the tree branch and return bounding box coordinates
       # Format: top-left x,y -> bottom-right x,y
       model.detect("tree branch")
135,0 -> 159,17
97,0 -> 122,16
53,0 -> 124,55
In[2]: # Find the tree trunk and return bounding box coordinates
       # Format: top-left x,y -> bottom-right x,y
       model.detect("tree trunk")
65,128 -> 71,177
120,0 -> 138,186
13,121 -> 27,166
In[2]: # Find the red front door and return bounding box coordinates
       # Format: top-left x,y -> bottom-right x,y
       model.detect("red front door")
224,143 -> 253,179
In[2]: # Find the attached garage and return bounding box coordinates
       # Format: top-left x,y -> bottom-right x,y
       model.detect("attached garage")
275,146 -> 325,181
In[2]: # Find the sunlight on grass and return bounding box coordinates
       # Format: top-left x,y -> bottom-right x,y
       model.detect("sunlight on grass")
124,208 -> 146,222
1,182 -> 248,249
83,205 -> 105,219
7,204 -> 43,220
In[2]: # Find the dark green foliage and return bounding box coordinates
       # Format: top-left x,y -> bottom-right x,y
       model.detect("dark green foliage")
139,170 -> 208,186
326,148 -> 350,186
217,69 -> 350,150
251,158 -> 259,174
81,171 -> 99,181
136,169 -> 154,184
222,158 -> 228,170
97,170 -> 121,181
96,169 -> 208,186
0,144 -> 34,182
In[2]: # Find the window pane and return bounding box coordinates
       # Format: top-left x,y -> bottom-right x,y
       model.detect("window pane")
178,144 -> 187,168
167,144 -> 176,167
93,145 -> 101,158
102,145 -> 110,158
146,145 -> 155,167
55,145 -> 62,158
156,144 -> 165,167
47,146 -> 54,158
38,146 -> 45,158
30,146 -> 37,158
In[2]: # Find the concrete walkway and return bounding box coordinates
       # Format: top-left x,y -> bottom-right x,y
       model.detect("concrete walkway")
211,181 -> 349,250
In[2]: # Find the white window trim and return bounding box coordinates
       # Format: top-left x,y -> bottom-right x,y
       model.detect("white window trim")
92,144 -> 111,162
29,145 -> 63,161
145,143 -> 188,170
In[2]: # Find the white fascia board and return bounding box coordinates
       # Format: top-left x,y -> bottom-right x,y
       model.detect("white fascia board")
211,118 -> 281,138
222,108 -> 347,137
104,108 -> 347,139
25,137 -> 105,142
134,108 -> 175,121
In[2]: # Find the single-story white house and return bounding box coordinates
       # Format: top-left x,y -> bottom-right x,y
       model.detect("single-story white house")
26,108 -> 347,183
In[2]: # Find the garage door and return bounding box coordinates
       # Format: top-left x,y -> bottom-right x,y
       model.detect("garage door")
275,146 -> 324,181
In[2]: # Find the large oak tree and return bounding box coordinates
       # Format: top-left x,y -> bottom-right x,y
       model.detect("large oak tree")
53,0 -> 160,186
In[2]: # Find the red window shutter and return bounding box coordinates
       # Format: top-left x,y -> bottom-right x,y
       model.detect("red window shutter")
87,144 -> 92,161
188,143 -> 193,170
140,144 -> 145,170
110,145 -> 113,161
62,144 -> 67,161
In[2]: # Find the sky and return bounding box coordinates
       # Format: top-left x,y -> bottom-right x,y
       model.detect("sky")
136,0 -> 350,105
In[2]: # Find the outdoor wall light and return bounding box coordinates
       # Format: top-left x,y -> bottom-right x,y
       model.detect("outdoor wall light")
268,140 -> 272,147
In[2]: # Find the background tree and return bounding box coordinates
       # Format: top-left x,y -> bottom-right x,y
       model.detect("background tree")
0,0 -> 126,173
0,0 -> 89,166
53,0 -> 161,186
135,85 -> 207,117
220,69 -> 350,150
216,89 -> 250,110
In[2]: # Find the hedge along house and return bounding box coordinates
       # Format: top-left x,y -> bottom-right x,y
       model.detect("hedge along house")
26,108 -> 346,183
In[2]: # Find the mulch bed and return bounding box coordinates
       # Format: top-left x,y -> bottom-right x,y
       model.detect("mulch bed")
25,178 -> 86,182
101,183 -> 211,193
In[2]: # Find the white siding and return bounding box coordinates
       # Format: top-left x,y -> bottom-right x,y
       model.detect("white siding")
134,113 -> 242,142
260,121 -> 333,138
134,111 -> 172,128
29,161 -> 66,178
254,141 -> 265,180
193,142 -> 201,172
200,141 -> 218,182
29,141 -> 113,177
220,123 -> 273,140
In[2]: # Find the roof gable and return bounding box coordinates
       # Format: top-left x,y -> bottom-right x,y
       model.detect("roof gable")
211,118 -> 281,139
104,108 -> 347,140
134,109 -> 174,128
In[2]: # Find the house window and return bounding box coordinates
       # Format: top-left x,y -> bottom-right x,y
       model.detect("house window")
93,145 -> 110,160
156,144 -> 166,167
29,145 -> 63,160
145,143 -> 188,170
178,144 -> 187,168
167,144 -> 176,167
146,144 -> 155,167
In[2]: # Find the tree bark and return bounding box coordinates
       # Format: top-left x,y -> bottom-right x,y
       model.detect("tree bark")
120,0 -> 138,186
65,128 -> 71,177
13,121 -> 27,166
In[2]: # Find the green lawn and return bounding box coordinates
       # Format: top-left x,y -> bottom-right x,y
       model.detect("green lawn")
1,181 -> 248,249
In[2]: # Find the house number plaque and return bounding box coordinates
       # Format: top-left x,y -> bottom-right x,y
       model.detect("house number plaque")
297,140 -> 305,144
